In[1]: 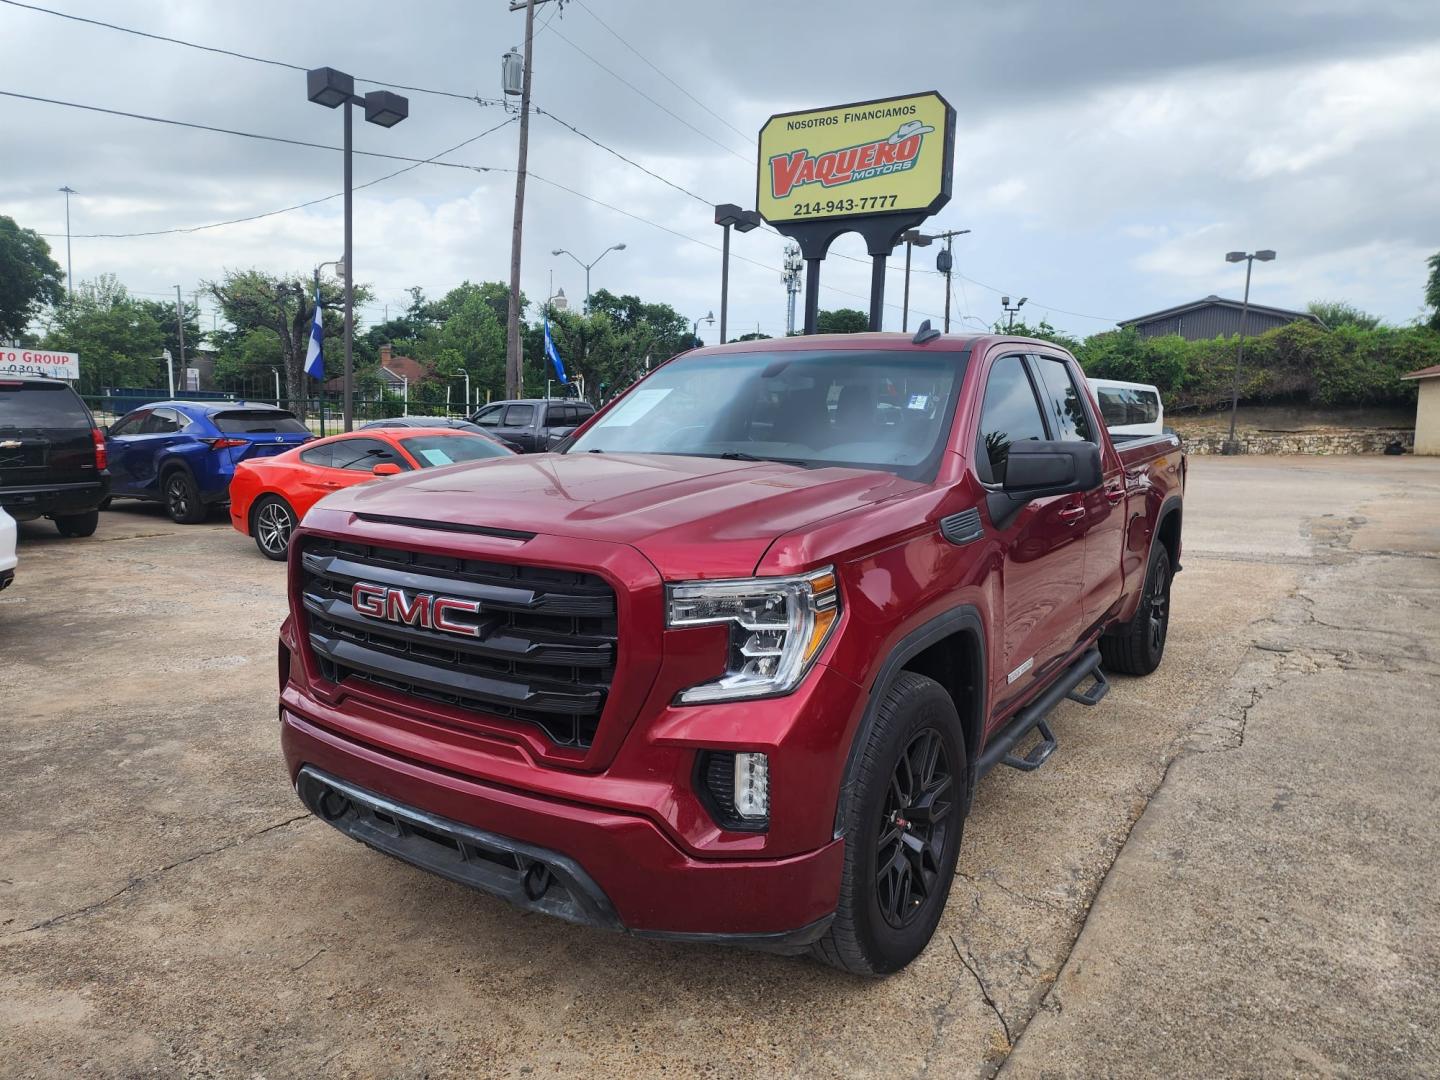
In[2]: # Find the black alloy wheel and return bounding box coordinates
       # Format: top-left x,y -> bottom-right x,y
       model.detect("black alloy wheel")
875,727 -> 955,929
163,470 -> 206,524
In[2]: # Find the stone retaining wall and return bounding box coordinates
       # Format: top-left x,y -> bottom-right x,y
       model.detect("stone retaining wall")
1181,429 -> 1414,455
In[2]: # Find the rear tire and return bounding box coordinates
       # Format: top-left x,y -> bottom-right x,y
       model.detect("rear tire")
162,468 -> 207,524
1100,545 -> 1172,676
251,496 -> 297,561
53,510 -> 99,538
812,672 -> 967,976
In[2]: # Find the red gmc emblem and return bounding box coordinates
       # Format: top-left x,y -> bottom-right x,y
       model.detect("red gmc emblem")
351,582 -> 482,638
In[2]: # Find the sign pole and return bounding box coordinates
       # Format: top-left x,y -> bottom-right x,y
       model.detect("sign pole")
803,259 -> 822,335
868,255 -> 887,331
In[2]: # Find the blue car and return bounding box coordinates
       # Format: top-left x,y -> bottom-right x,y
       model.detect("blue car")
104,401 -> 312,523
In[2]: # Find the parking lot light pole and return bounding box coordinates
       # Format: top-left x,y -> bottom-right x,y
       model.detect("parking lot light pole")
1223,249 -> 1277,455
551,244 -> 627,312
691,310 -> 714,346
900,230 -> 934,333
58,186 -> 76,298
713,205 -> 763,344
307,67 -> 409,431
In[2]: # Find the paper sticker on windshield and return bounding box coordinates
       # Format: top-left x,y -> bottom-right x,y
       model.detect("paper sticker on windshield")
907,394 -> 929,410
604,388 -> 671,427
419,448 -> 454,466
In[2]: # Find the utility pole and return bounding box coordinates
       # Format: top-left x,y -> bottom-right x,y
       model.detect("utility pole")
174,285 -> 187,392
58,186 -> 76,298
929,229 -> 969,333
504,0 -> 557,400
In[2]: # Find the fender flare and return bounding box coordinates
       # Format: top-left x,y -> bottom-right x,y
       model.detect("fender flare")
156,457 -> 196,498
832,603 -> 988,838
1151,494 -> 1184,570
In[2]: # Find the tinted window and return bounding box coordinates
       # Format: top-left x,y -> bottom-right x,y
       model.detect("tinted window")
328,437 -> 404,472
1096,387 -> 1160,427
1030,356 -> 1094,443
299,443 -> 334,468
399,433 -> 510,466
977,356 -> 1048,485
474,406 -> 503,428
567,350 -> 960,479
212,409 -> 309,434
108,411 -> 149,437
503,404 -> 535,427
141,408 -> 183,434
0,381 -> 91,429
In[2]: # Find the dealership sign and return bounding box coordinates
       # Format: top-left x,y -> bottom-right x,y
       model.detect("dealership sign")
0,347 -> 80,381
757,92 -> 954,225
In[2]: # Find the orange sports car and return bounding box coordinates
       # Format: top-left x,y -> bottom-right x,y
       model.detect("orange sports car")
229,426 -> 512,559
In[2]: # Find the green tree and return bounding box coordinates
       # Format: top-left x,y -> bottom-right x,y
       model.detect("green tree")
1426,252 -> 1440,330
0,215 -> 64,342
816,308 -> 868,334
1306,300 -> 1382,331
734,331 -> 772,341
40,275 -> 166,393
208,270 -> 369,415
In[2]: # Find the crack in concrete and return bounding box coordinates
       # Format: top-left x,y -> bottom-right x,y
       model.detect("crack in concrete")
951,934 -> 1013,1048
956,869 -> 1070,917
3,813 -> 313,938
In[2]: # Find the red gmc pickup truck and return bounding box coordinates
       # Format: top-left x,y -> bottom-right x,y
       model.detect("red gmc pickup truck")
278,329 -> 1185,975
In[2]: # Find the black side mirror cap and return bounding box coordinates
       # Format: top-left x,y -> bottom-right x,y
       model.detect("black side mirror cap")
986,440 -> 1102,528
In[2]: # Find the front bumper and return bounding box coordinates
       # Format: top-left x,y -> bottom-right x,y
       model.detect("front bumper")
282,706 -> 844,946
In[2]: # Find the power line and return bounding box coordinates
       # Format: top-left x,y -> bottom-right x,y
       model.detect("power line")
572,0 -> 752,143
0,0 -> 502,104
546,23 -> 753,163
536,107 -> 711,207
35,117 -> 517,239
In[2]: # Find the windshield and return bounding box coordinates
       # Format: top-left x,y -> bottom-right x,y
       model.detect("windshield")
566,349 -> 965,478
400,433 -> 511,466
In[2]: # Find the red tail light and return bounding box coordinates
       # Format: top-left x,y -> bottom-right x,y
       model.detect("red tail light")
91,427 -> 107,470
202,437 -> 249,450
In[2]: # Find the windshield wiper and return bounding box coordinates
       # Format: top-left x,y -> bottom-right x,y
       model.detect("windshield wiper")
715,450 -> 809,467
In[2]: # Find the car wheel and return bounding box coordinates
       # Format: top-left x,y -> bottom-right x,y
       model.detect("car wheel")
53,510 -> 100,538
812,672 -> 967,976
162,468 -> 207,524
251,496 -> 297,561
1100,545 -> 1172,676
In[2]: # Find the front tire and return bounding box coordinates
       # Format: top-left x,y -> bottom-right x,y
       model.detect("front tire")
812,672 -> 967,976
1100,545 -> 1172,675
162,469 -> 207,524
251,496 -> 297,561
53,510 -> 99,537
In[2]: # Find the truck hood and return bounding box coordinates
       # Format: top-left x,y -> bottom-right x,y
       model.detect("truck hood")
325,452 -> 921,579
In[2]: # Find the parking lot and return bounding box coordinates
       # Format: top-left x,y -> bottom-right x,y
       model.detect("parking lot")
2,455 -> 1438,1078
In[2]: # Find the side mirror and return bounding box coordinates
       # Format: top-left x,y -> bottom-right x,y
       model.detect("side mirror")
987,440 -> 1102,527
371,462 -> 402,476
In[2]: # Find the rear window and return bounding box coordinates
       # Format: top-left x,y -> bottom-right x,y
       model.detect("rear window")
399,433 -> 511,467
212,409 -> 309,434
0,381 -> 91,429
1096,387 -> 1160,427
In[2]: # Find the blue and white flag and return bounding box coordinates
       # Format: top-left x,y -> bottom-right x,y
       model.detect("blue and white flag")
544,312 -> 568,385
303,289 -> 324,379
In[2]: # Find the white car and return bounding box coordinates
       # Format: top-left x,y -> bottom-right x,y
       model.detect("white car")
0,504 -> 15,593
1087,378 -> 1164,438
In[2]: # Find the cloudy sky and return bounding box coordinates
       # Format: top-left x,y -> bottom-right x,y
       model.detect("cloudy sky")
4,0 -> 1439,348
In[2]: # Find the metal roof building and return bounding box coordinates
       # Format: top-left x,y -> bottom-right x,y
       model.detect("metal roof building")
1119,295 -> 1324,341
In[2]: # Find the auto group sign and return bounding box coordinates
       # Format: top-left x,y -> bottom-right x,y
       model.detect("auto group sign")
757,91 -> 955,225
0,347 -> 80,381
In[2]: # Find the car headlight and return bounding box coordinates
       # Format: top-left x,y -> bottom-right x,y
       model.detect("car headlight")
666,567 -> 840,704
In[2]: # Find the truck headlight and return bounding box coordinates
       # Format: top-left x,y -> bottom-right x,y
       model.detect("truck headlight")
666,567 -> 839,704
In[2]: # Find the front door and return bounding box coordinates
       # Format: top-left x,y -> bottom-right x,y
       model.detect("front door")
974,352 -> 1086,719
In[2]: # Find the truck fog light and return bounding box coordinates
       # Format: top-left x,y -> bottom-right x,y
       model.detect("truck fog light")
733,752 -> 769,820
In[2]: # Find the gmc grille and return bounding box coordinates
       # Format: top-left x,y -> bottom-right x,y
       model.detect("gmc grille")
299,538 -> 617,749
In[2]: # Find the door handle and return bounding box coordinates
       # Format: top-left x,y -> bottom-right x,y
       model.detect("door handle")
320,481 -> 342,489
1058,505 -> 1086,525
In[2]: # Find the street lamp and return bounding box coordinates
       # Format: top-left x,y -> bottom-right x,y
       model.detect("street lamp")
1002,295 -> 1028,331
691,310 -> 714,345
713,204 -> 763,344
58,186 -> 76,298
307,66 -> 409,432
551,243 -> 626,311
1222,249 -> 1277,454
900,230 -> 934,333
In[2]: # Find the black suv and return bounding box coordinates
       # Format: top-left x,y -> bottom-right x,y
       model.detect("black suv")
469,398 -> 595,452
0,377 -> 111,537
